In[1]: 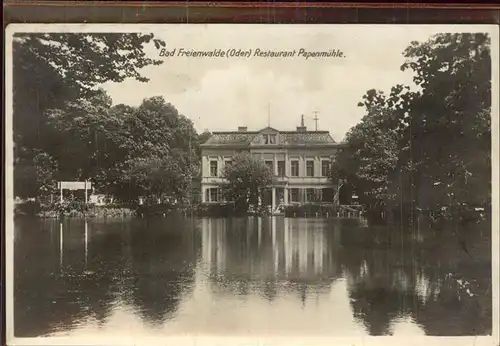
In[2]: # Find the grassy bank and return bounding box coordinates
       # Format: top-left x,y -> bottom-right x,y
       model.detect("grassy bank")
15,201 -> 135,219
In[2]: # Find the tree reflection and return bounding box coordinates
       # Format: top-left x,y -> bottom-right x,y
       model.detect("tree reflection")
14,219 -> 117,336
340,219 -> 492,335
15,216 -> 200,336
128,217 -> 198,326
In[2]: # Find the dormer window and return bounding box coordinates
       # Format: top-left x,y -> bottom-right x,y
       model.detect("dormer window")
263,134 -> 277,144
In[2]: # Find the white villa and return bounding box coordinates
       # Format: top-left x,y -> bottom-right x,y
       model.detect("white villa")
200,116 -> 345,209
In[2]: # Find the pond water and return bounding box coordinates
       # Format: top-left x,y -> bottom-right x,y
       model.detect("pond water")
13,216 -> 492,337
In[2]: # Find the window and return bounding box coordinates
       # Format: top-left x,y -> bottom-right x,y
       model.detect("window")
265,160 -> 274,173
263,134 -> 277,144
316,189 -> 323,202
209,188 -> 219,202
306,160 -> 314,177
290,188 -> 299,202
210,160 -> 218,177
277,161 -> 285,176
291,161 -> 299,177
225,160 -> 232,168
321,160 -> 330,177
306,188 -> 315,202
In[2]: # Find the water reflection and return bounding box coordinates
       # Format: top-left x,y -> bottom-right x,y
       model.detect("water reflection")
14,216 -> 491,337
200,217 -> 341,302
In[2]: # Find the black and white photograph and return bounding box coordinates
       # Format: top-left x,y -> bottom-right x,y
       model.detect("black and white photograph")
4,24 -> 499,346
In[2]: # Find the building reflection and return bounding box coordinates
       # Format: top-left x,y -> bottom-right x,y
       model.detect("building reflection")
200,217 -> 342,300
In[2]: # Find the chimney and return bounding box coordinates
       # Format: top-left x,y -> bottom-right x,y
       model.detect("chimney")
296,114 -> 307,132
238,126 -> 247,132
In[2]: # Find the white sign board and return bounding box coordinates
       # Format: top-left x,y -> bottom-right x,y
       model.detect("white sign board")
58,181 -> 91,190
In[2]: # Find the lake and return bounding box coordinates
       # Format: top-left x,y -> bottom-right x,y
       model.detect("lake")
13,216 -> 492,337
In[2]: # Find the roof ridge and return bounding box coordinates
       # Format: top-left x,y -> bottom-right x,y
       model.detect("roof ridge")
211,131 -> 259,134
210,130 -> 330,134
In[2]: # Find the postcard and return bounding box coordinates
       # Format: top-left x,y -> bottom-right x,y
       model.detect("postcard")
4,23 -> 499,346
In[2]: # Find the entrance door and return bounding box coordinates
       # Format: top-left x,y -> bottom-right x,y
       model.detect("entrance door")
262,189 -> 272,206
276,187 -> 284,207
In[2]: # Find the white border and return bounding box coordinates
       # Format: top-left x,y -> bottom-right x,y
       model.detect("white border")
4,24 -> 500,346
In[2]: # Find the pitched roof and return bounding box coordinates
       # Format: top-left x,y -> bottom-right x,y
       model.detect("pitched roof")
202,127 -> 337,147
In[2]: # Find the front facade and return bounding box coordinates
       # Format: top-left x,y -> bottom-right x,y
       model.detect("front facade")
200,118 -> 344,209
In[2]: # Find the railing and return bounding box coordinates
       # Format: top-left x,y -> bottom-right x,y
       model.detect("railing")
202,176 -> 332,185
338,204 -> 364,218
273,176 -> 330,184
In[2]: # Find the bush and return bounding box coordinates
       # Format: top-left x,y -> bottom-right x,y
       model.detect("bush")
93,206 -> 134,218
14,201 -> 41,216
135,203 -> 175,217
195,203 -> 246,217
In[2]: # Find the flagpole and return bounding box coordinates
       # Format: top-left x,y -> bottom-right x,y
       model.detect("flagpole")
268,102 -> 271,127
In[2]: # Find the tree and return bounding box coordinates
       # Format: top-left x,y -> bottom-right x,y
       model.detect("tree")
222,153 -> 272,212
331,33 -> 491,224
399,33 -> 491,211
31,91 -> 200,205
330,89 -> 400,214
118,155 -> 190,204
198,130 -> 212,145
197,130 -> 212,158
14,150 -> 58,200
12,33 -> 165,197
109,97 -> 201,203
43,89 -> 117,182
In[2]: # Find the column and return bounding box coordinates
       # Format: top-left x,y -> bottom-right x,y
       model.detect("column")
300,155 -> 305,177
272,187 -> 276,209
218,156 -> 223,176
273,153 -> 278,176
285,151 -> 290,176
284,187 -> 289,205
201,187 -> 206,203
84,181 -> 88,204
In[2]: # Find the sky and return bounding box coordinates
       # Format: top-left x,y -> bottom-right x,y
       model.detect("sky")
100,24 -> 492,142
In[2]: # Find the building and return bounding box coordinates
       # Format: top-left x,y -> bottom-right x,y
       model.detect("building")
200,116 -> 344,209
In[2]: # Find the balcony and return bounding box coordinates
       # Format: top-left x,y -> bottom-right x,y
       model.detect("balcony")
202,175 -> 332,186
201,176 -> 227,184
271,175 -> 331,185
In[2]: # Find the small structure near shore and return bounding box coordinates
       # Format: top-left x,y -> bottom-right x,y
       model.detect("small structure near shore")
89,194 -> 114,206
58,181 -> 92,203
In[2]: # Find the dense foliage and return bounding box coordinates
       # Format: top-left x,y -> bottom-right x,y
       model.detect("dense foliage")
12,33 -> 205,204
331,33 -> 491,223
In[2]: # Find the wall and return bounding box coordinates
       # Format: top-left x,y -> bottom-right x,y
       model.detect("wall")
200,146 -> 339,204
